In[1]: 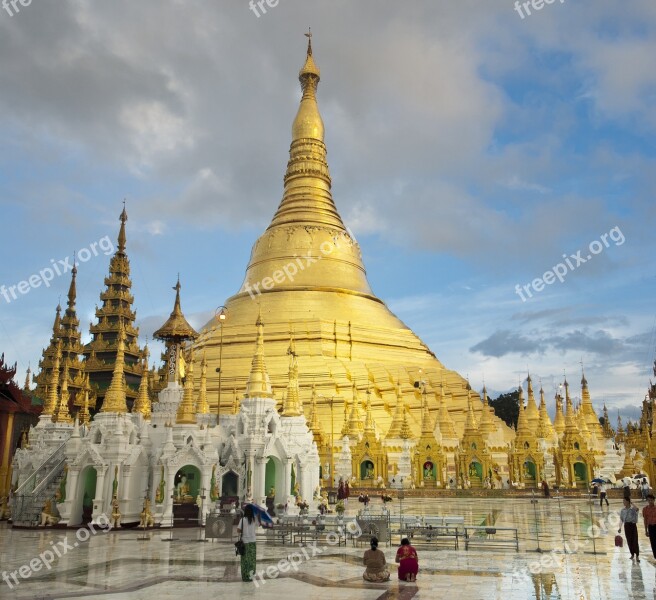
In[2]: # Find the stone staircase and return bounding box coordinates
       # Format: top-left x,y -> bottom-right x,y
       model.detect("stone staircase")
12,442 -> 67,527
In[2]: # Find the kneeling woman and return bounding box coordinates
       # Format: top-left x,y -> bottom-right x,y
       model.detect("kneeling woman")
395,538 -> 419,582
363,537 -> 390,582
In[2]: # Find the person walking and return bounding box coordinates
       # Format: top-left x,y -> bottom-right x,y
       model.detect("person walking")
395,538 -> 419,582
624,482 -> 632,502
599,482 -> 609,507
237,504 -> 261,582
344,480 -> 350,505
642,478 -> 650,501
541,479 -> 550,498
362,536 -> 390,582
642,494 -> 656,559
618,497 -> 640,561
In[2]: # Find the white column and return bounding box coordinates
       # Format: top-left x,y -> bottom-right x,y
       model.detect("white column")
91,466 -> 107,524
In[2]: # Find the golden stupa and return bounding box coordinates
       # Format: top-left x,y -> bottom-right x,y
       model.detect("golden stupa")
193,33 -> 499,441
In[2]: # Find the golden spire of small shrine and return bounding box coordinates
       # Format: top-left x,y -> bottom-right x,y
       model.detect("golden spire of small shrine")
78,373 -> 91,426
363,388 -> 376,436
23,365 -> 31,392
132,346 -> 152,419
386,381 -> 405,439
99,324 -> 128,414
537,384 -> 554,438
243,311 -> 273,399
196,352 -> 209,415
52,361 -> 73,423
464,386 -> 479,435
478,385 -> 496,436
347,382 -> 363,437
176,348 -> 197,424
43,339 -> 62,415
282,334 -> 302,416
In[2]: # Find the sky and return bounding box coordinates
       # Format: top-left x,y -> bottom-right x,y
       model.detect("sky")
0,0 -> 654,424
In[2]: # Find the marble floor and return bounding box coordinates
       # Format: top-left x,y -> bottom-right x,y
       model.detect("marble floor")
1,495 -> 655,599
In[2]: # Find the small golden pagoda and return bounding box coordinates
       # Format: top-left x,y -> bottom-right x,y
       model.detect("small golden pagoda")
458,385 -> 490,487
511,384 -> 544,485
153,278 -> 199,387
84,207 -> 144,409
555,379 -> 595,487
414,385 -> 444,487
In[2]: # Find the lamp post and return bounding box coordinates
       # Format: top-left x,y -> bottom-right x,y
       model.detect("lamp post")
647,408 -> 653,488
214,306 -> 227,423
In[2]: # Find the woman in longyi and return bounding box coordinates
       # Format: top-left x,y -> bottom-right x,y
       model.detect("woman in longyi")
395,538 -> 419,582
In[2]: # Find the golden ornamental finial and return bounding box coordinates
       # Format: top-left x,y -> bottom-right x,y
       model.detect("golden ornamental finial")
305,27 -> 312,56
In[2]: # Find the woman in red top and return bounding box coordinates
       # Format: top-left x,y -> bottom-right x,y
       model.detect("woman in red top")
395,537 -> 419,582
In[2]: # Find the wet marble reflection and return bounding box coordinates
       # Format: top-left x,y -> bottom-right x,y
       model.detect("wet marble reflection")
2,496 -> 656,599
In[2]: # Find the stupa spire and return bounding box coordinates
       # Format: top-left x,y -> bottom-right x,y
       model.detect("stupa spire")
236,32 -> 372,299
478,385 -> 497,436
537,384 -> 554,438
347,382 -> 364,437
196,352 -> 209,415
43,339 -> 62,416
516,384 -> 530,435
99,324 -> 128,414
525,374 -> 540,433
176,348 -> 197,424
464,387 -> 478,434
23,366 -> 31,392
118,202 -> 127,253
243,312 -> 273,399
386,381 -> 406,439
282,334 -> 302,416
421,386 -> 434,436
52,362 -> 73,423
132,346 -> 152,419
363,388 -> 376,436
78,374 -> 91,426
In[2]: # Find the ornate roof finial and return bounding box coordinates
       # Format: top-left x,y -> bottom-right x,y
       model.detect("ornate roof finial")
118,202 -> 128,253
305,27 -> 312,56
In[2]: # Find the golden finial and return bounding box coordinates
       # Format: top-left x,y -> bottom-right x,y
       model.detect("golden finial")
304,27 -> 312,56
117,202 -> 128,254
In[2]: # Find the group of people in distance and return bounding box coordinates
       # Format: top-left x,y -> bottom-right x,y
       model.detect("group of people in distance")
363,536 -> 419,583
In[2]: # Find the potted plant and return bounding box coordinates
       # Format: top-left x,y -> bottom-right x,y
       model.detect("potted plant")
335,500 -> 345,515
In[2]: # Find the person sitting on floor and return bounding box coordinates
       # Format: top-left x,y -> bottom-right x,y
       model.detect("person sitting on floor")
395,537 -> 419,582
363,536 -> 390,582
